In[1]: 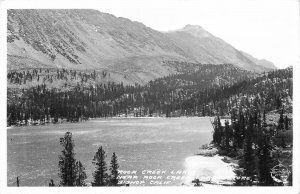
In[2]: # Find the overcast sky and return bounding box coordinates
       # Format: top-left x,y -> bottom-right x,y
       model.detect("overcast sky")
3,0 -> 300,68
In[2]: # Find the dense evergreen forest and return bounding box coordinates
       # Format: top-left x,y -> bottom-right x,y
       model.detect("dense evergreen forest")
211,108 -> 292,186
7,63 -> 292,126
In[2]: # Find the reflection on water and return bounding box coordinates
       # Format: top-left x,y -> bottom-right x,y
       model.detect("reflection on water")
7,117 -> 213,186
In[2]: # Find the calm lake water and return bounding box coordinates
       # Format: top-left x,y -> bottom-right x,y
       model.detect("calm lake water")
7,117 -> 213,186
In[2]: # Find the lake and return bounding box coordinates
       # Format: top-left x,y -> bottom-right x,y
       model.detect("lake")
7,117 -> 213,186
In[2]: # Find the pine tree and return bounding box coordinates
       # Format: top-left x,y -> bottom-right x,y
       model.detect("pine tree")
92,146 -> 108,186
257,134 -> 274,186
109,152 -> 119,186
233,118 -> 241,149
212,116 -> 222,146
240,112 -> 246,144
16,176 -> 20,187
243,115 -> 256,184
224,120 -> 231,152
75,161 -> 87,186
58,132 -> 77,186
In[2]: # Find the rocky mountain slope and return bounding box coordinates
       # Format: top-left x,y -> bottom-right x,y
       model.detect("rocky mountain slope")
167,25 -> 277,72
7,9 -> 276,84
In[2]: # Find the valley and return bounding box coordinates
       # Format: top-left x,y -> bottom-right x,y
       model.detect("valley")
6,9 -> 293,187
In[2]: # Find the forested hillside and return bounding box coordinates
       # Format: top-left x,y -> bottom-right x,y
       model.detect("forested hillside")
7,64 -> 292,126
209,68 -> 293,186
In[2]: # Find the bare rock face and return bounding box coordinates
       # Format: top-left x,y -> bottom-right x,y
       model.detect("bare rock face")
7,9 -> 276,84
167,24 -> 277,72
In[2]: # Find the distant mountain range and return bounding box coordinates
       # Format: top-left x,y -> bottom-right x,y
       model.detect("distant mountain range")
7,9 -> 276,84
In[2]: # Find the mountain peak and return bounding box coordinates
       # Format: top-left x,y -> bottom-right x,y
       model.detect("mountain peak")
183,24 -> 203,30
177,24 -> 212,38
8,9 -> 276,84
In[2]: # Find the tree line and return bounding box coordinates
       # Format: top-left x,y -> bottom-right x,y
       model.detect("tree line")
211,108 -> 292,186
7,68 -> 111,86
7,65 -> 292,126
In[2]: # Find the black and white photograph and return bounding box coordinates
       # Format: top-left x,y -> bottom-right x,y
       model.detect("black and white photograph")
0,0 -> 299,192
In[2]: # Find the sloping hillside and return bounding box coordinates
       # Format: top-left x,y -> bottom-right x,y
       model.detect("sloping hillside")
7,64 -> 291,126
8,9 -> 276,84
167,25 -> 277,72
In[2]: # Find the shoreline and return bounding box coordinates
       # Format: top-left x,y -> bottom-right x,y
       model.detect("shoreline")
7,116 -> 215,128
184,144 -> 238,186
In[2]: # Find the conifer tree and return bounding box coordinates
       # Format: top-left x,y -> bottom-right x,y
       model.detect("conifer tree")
212,116 -> 222,146
109,152 -> 119,186
240,112 -> 246,144
233,118 -> 241,149
257,134 -> 274,186
243,115 -> 256,184
92,146 -> 108,186
75,161 -> 87,186
224,120 -> 231,152
58,132 -> 77,186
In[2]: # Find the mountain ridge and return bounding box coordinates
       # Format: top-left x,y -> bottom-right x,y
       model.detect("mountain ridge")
167,24 -> 277,71
7,9 -> 276,84
170,24 -> 277,69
